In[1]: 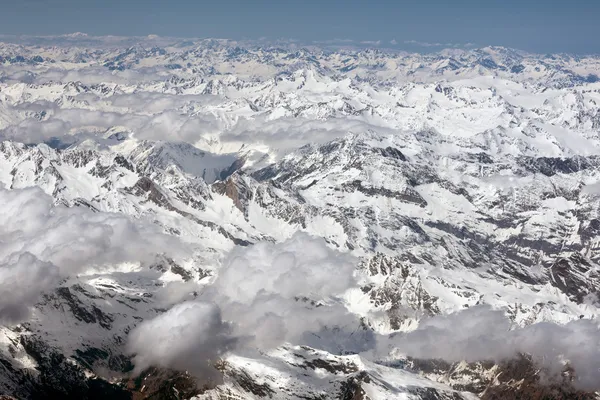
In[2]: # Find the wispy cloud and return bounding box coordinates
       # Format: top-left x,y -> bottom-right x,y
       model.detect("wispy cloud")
404,39 -> 446,47
311,38 -> 355,45
360,40 -> 381,46
403,39 -> 475,48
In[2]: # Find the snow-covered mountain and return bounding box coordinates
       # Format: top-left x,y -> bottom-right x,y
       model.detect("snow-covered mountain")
2,37 -> 600,399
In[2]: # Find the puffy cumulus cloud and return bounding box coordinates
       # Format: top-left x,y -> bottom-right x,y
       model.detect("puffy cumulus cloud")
0,186 -> 185,273
211,232 -> 358,349
127,233 -> 361,382
214,232 -> 356,304
0,253 -> 60,323
127,301 -> 233,384
126,235 -> 600,390
382,306 -> 511,362
384,305 -> 600,390
0,186 -> 187,324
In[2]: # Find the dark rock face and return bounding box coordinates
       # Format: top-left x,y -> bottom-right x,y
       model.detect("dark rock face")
229,369 -> 275,397
578,218 -> 600,241
113,155 -> 135,172
48,287 -> 114,330
212,174 -> 247,212
480,356 -> 597,400
549,254 -> 600,304
375,146 -> 407,161
339,372 -> 369,400
342,179 -> 428,207
1,336 -> 132,400
219,157 -> 245,181
124,368 -> 204,400
213,172 -> 311,229
405,355 -> 599,400
132,176 -> 252,246
149,255 -> 195,281
62,149 -> 98,168
132,177 -> 173,210
517,155 -> 599,177
73,348 -> 133,374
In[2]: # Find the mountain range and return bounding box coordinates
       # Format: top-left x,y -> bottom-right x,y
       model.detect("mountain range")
1,37 -> 600,399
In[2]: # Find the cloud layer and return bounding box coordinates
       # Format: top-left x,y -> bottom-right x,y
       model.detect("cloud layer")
384,305 -> 600,390
130,248 -> 600,390
127,301 -> 233,384
0,186 -> 185,323
127,233 -> 360,382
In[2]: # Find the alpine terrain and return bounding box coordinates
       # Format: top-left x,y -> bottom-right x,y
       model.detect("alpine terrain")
1,35 -> 600,399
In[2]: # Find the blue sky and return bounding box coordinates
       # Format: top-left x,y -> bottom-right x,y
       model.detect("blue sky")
1,0 -> 599,54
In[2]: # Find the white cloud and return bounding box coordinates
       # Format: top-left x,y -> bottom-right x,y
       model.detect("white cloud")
403,39 -> 476,48
214,232 -> 356,304
0,92 -> 224,145
127,233 -> 600,390
211,232 -> 358,348
360,40 -> 381,46
0,253 -> 60,323
311,39 -> 355,45
127,301 -> 233,384
403,39 -> 445,47
127,233 -> 361,382
131,234 -> 600,391
0,186 -> 186,323
384,305 -> 600,390
221,116 -> 396,159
